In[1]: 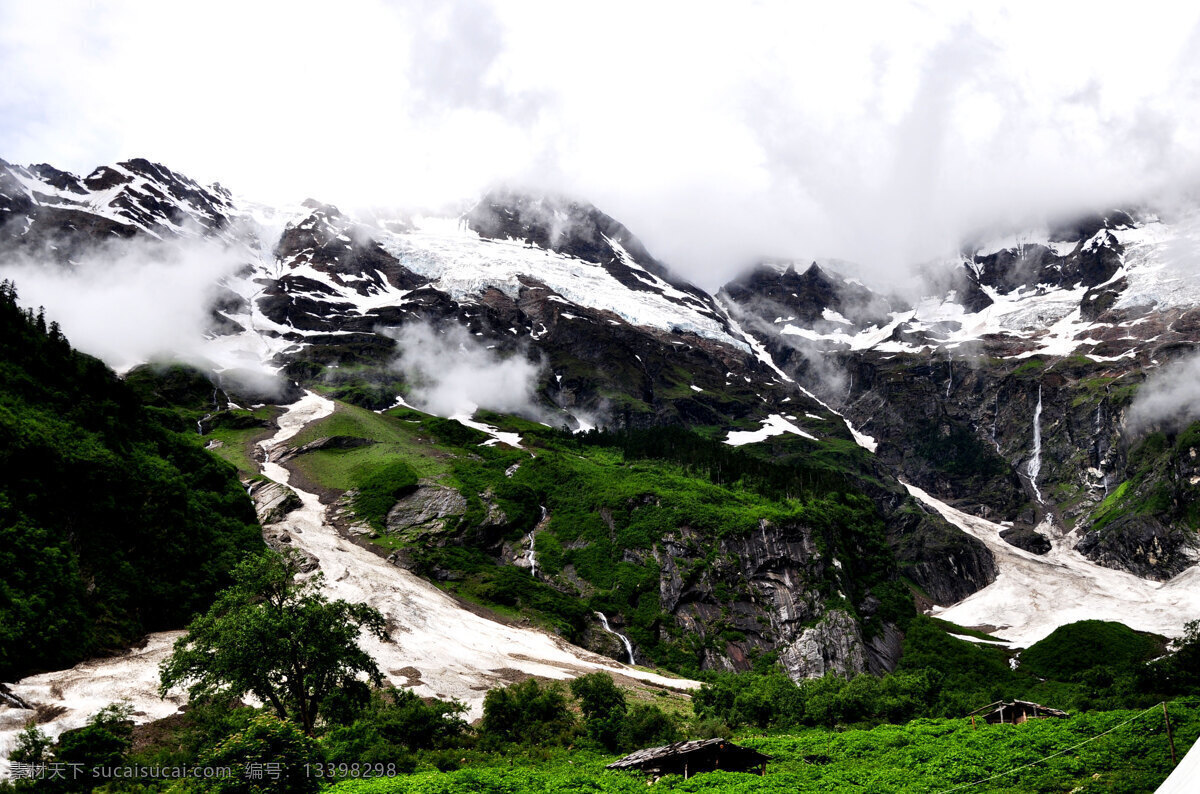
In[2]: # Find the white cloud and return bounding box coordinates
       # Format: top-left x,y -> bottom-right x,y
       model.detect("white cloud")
4,0 -> 1200,290
1127,353 -> 1200,433
388,322 -> 542,418
0,239 -> 246,373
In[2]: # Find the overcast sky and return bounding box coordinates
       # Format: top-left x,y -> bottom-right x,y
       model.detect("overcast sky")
3,0 -> 1200,289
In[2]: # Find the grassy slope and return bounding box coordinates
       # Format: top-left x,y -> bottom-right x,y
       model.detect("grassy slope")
329,702 -> 1198,793
277,400 -> 900,676
287,402 -> 453,490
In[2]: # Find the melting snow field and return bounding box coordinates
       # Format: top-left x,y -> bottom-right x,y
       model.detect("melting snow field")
0,392 -> 694,773
724,413 -> 816,445
378,217 -> 744,350
907,483 -> 1200,647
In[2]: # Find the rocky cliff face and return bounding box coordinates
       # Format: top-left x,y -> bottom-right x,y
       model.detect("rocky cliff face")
720,211 -> 1200,583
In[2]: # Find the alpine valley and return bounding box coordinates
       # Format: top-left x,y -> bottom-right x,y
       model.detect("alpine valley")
2,157 -> 1200,791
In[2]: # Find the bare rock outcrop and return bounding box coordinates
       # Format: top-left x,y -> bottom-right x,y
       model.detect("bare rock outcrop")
247,479 -> 303,526
778,610 -> 869,679
385,480 -> 468,537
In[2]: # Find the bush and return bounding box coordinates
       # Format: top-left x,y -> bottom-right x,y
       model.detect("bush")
53,703 -> 134,783
479,680 -> 576,747
624,704 -> 680,748
7,725 -> 51,765
323,688 -> 467,764
199,715 -> 321,794
570,673 -> 627,750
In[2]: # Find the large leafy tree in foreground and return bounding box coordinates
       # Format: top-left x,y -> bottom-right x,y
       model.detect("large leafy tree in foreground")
160,551 -> 387,733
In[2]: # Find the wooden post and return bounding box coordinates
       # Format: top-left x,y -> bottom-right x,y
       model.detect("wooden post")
971,716 -> 976,730
1164,702 -> 1177,766
684,761 -> 688,780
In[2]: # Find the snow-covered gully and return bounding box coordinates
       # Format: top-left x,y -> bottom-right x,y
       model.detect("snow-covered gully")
906,482 -> 1200,648
0,393 -> 694,771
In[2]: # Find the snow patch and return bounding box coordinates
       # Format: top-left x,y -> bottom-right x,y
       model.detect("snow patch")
725,414 -> 817,446
906,482 -> 1200,647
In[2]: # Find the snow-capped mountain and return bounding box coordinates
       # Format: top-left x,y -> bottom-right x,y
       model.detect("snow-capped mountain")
0,157 -> 837,440
3,155 -> 1199,652
722,207 -> 1200,364
721,209 -> 1200,587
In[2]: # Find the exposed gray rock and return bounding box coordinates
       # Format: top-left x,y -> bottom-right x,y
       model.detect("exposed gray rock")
282,435 -> 376,461
778,610 -> 868,679
1076,516 -> 1199,580
885,496 -> 997,604
479,488 -> 508,528
653,518 -> 901,681
1001,527 -> 1052,555
0,683 -> 32,710
247,480 -> 303,525
865,622 -> 905,676
385,480 -> 468,536
263,530 -> 320,572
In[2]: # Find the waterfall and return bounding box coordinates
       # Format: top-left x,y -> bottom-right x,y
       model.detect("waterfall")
946,360 -> 952,398
525,533 -> 537,578
1095,403 -> 1109,495
526,506 -> 547,578
595,611 -> 635,665
197,387 -> 222,436
1027,385 -> 1044,504
990,393 -> 1000,453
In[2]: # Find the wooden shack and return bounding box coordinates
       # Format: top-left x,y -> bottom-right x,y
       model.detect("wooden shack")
968,700 -> 1069,725
606,738 -> 771,779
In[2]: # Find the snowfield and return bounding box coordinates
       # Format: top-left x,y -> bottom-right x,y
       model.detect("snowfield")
724,413 -> 816,445
906,483 -> 1200,647
377,217 -> 746,351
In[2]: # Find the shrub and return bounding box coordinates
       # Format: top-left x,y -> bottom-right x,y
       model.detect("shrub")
479,680 -> 575,746
53,703 -> 134,781
199,714 -> 321,794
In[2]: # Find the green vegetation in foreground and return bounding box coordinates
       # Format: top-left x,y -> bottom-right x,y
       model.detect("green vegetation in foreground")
325,705 -> 1197,794
12,557 -> 1200,794
0,281 -> 261,680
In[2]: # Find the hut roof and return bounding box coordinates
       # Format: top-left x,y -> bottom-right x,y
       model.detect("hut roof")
967,700 -> 1069,719
606,738 -> 771,770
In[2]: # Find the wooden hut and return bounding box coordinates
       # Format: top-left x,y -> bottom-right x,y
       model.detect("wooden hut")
606,738 -> 771,779
968,700 -> 1068,725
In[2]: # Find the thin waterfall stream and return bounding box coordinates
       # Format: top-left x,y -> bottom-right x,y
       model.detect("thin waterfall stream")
595,612 -> 635,665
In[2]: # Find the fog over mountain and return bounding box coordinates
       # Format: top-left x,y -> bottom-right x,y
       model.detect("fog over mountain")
5,1 -> 1200,291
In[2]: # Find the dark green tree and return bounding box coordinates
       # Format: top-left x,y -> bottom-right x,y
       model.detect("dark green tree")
51,704 -> 134,790
479,679 -> 575,746
570,672 -> 627,751
159,551 -> 387,734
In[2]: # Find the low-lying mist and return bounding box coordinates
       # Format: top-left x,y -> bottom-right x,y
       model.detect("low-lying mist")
388,322 -> 545,420
1127,352 -> 1200,435
0,238 -> 249,374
